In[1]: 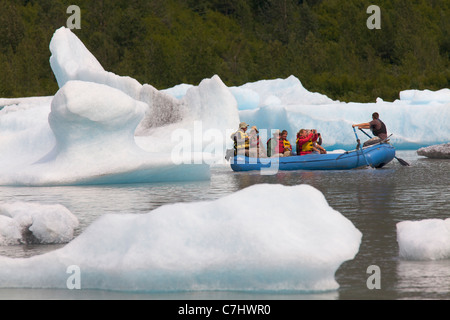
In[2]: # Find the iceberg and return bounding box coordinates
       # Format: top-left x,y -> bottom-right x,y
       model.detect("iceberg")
230,75 -> 337,110
0,81 -> 210,186
417,143 -> 450,159
0,184 -> 362,292
397,218 -> 450,261
0,202 -> 78,245
399,88 -> 450,105
166,77 -> 450,150
49,27 -> 239,142
1,28 -> 245,186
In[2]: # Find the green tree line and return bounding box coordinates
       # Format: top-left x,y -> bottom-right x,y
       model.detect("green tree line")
0,0 -> 449,102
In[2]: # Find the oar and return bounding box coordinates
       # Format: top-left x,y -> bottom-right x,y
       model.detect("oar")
358,128 -> 410,166
352,126 -> 371,167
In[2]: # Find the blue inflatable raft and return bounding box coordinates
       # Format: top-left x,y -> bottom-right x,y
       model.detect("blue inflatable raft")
230,143 -> 396,172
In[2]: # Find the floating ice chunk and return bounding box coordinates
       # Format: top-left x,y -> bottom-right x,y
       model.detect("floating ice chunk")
417,143 -> 450,159
397,218 -> 450,260
0,215 -> 22,245
0,184 -> 362,292
0,202 -> 79,244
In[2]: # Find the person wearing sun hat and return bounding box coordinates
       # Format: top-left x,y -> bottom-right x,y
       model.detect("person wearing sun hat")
248,125 -> 267,158
230,122 -> 250,156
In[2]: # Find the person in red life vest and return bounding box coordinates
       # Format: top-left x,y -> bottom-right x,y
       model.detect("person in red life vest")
296,129 -> 320,155
280,130 -> 293,157
352,112 -> 388,147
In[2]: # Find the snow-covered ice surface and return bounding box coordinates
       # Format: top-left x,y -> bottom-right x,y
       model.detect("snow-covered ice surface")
0,184 -> 362,292
417,143 -> 450,159
397,218 -> 450,261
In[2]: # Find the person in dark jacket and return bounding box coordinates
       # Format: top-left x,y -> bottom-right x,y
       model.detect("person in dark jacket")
352,112 -> 388,147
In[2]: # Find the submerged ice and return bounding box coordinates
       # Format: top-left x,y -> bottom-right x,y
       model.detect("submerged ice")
0,184 -> 362,292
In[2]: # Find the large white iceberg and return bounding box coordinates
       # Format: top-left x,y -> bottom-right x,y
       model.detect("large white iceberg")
49,27 -> 239,141
166,77 -> 450,150
0,80 -> 210,186
0,27 -> 245,185
397,218 -> 450,261
0,184 -> 362,292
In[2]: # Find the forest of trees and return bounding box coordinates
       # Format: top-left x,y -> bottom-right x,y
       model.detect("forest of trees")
0,0 -> 449,102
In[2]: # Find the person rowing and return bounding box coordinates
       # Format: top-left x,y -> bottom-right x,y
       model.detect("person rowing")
352,112 -> 387,147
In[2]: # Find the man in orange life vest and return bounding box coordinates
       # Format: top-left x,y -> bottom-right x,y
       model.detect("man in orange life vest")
296,129 -> 320,155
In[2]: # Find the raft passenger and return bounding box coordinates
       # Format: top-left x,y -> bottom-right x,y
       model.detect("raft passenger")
280,130 -> 293,157
296,129 -> 320,155
230,122 -> 250,156
249,126 -> 267,158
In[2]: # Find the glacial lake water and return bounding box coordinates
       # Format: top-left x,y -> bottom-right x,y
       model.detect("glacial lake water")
0,150 -> 449,300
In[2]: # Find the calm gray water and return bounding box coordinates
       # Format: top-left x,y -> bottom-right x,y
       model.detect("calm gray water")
0,150 -> 449,300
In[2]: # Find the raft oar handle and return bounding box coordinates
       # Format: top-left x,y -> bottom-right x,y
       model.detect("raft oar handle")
353,126 -> 371,167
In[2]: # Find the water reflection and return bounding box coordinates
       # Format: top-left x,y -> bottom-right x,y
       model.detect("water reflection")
397,260 -> 450,299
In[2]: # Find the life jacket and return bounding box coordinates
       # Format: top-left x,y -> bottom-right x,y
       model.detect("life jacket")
296,132 -> 317,155
232,130 -> 249,155
283,139 -> 291,151
371,119 -> 387,137
301,139 -> 313,152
